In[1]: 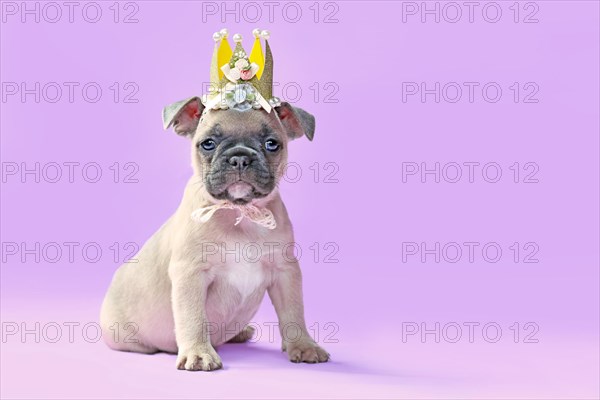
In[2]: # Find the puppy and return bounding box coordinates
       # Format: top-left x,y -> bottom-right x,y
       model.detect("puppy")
100,97 -> 329,371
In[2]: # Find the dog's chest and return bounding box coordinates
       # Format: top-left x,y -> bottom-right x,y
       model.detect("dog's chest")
203,223 -> 283,301
223,260 -> 266,299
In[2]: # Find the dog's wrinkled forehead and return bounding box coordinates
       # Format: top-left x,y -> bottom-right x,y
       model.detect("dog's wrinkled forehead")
195,109 -> 284,141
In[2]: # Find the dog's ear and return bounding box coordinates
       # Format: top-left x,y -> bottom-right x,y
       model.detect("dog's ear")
275,102 -> 315,141
162,96 -> 204,138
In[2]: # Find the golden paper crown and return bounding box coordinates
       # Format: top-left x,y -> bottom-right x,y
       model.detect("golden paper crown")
202,28 -> 278,113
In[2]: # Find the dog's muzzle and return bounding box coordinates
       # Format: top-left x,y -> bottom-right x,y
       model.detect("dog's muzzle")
206,145 -> 274,204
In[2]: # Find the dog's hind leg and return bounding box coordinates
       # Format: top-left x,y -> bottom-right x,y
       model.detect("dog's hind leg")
100,313 -> 159,354
100,286 -> 160,354
227,326 -> 255,343
105,335 -> 159,354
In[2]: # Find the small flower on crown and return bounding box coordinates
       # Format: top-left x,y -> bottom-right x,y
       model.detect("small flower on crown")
226,53 -> 259,82
221,34 -> 259,83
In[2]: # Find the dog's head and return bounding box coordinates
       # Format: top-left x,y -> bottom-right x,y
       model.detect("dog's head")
162,97 -> 315,205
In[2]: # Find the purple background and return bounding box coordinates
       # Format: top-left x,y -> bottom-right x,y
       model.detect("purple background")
1,1 -> 599,398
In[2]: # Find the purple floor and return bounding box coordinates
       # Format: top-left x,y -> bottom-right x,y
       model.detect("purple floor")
1,300 -> 598,399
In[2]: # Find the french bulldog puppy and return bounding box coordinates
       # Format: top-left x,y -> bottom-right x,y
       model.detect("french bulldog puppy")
100,97 -> 329,371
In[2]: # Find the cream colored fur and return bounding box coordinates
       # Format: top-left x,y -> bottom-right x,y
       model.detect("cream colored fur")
100,105 -> 328,371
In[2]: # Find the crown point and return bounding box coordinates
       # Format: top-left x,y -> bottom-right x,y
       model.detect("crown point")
233,34 -> 243,43
212,32 -> 222,42
260,30 -> 270,40
252,28 -> 261,38
219,28 -> 229,37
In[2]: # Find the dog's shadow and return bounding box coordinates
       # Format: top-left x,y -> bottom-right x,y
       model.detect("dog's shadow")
145,343 -> 453,385
216,342 -> 407,381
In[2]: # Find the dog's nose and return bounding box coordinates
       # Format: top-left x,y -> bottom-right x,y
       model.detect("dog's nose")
228,154 -> 251,169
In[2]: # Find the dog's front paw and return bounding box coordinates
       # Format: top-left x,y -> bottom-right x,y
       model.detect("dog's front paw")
284,340 -> 330,364
176,346 -> 222,371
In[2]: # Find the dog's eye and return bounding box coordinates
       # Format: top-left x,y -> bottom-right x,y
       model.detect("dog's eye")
265,139 -> 279,152
199,139 -> 216,151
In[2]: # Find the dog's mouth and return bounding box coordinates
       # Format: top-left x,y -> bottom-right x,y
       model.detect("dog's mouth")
211,180 -> 269,205
226,182 -> 255,204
